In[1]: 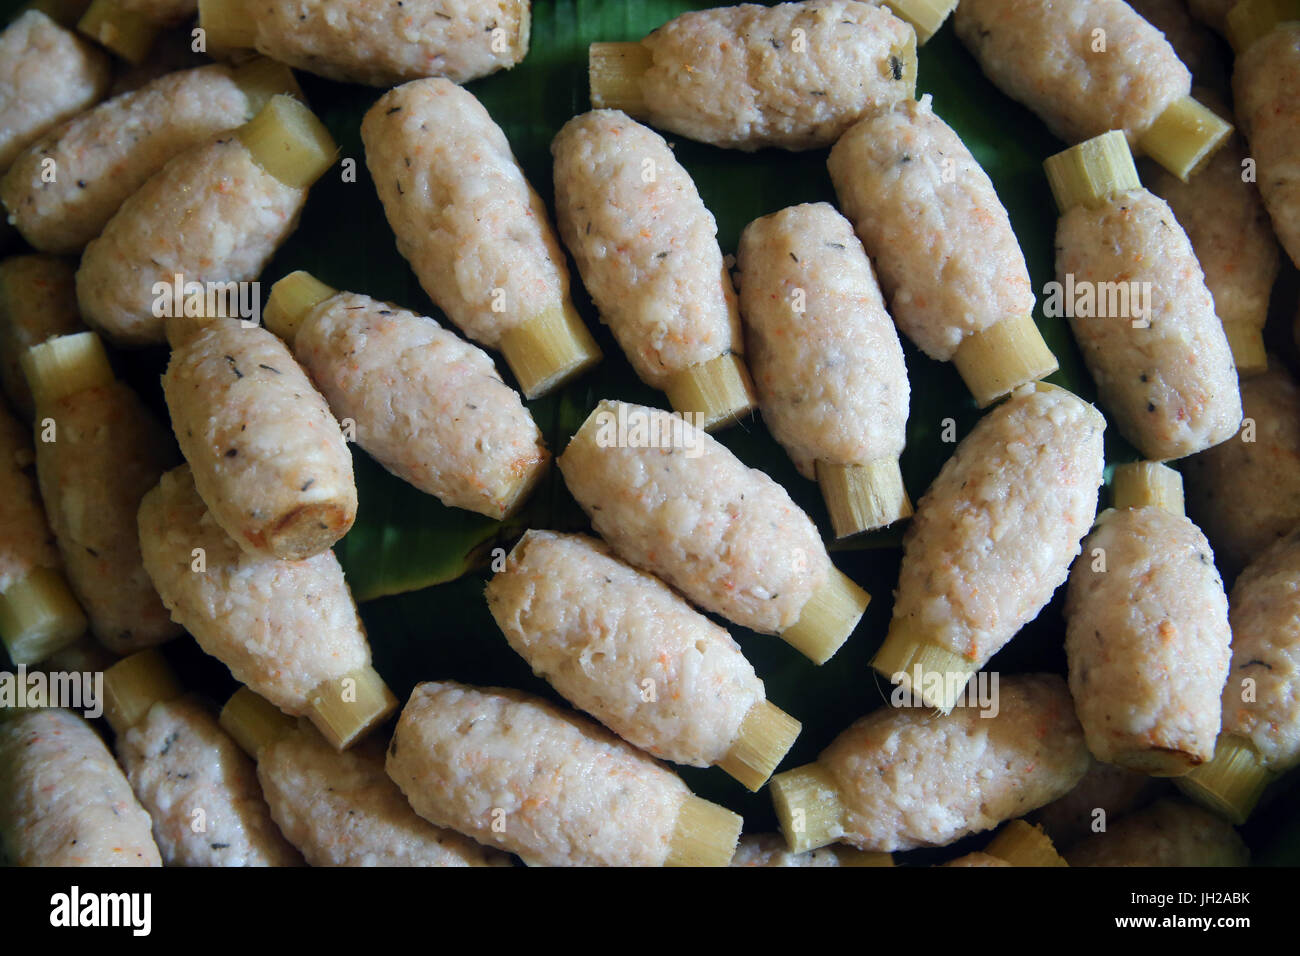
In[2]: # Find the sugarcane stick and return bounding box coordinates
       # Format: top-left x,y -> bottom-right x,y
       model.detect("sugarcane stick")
306,666 -> 397,752
661,353 -> 757,432
196,0 -> 254,49
781,569 -> 871,666
1045,131 -> 1142,213
0,567 -> 86,667
21,330 -> 115,408
497,303 -> 603,401
1175,733 -> 1274,824
770,763 -> 847,854
237,94 -> 336,189
102,649 -> 182,736
1137,96 -> 1233,182
1112,461 -> 1186,514
219,686 -> 298,757
263,270 -> 336,343
588,42 -> 651,115
816,458 -> 913,539
984,820 -> 1068,866
716,700 -> 803,793
77,0 -> 157,63
1226,0 -> 1300,52
951,313 -> 1059,409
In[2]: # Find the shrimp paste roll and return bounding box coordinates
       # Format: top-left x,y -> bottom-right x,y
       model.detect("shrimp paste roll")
589,0 -> 919,152
485,531 -> 800,791
0,10 -> 111,173
22,331 -> 180,655
1066,798 -> 1248,866
199,0 -> 529,87
954,0 -> 1231,180
1065,462 -> 1231,775
1229,2 -> 1300,269
1183,364 -> 1300,577
551,110 -> 755,430
736,202 -> 911,536
1144,96 -> 1279,376
264,272 -> 548,521
163,316 -> 356,561
770,674 -> 1091,853
731,833 -> 892,867
362,78 -> 600,400
386,681 -> 744,867
558,400 -> 870,665
220,688 -> 508,866
828,96 -> 1055,408
874,384 -> 1105,712
103,650 -> 303,866
0,404 -> 86,666
1046,131 -> 1242,461
0,706 -> 160,866
1178,528 -> 1300,823
1,59 -> 300,255
1032,761 -> 1165,850
76,94 -> 335,346
0,255 -> 85,419
138,464 -> 395,751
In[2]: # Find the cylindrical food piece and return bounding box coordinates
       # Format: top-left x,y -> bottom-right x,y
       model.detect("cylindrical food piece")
981,820 -> 1067,866
736,202 -> 911,535
220,688 -> 507,867
0,255 -> 85,419
361,79 -> 599,400
1032,761 -> 1165,850
0,10 -> 110,172
1,59 -> 300,254
828,96 -> 1054,406
1144,106 -> 1279,375
105,651 -> 303,866
1232,18 -> 1300,268
386,681 -> 743,867
23,331 -> 180,655
485,531 -> 799,791
0,707 -> 160,866
1065,505 -> 1231,774
874,384 -> 1105,712
954,0 -> 1230,180
558,400 -> 870,665
770,674 -> 1090,853
1178,530 -> 1300,822
163,317 -> 356,560
551,110 -> 754,430
76,94 -> 335,345
0,404 -> 85,666
263,273 -> 548,520
1065,798 -> 1248,866
588,1 -> 917,151
1183,364 -> 1300,576
731,833 -> 892,867
138,464 -> 394,750
198,0 -> 528,87
76,0 -> 161,64
1047,132 -> 1242,461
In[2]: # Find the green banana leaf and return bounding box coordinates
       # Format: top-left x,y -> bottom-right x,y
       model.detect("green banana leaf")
5,0 -> 1296,865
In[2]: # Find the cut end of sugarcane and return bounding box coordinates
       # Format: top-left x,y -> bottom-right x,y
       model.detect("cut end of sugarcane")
1226,0 -> 1300,53
232,57 -> 303,117
817,457 -> 912,538
77,0 -> 158,64
498,304 -> 602,400
219,687 -> 297,757
1138,96 -> 1233,182
780,568 -> 869,665
0,567 -> 87,667
1175,733 -> 1273,824
832,847 -> 894,867
770,762 -> 846,854
307,666 -> 396,751
985,820 -> 1068,867
1223,322 -> 1268,376
1111,746 -> 1202,777
21,331 -> 115,409
662,352 -> 757,432
881,0 -> 957,44
263,270 -> 336,343
872,623 -> 979,714
197,0 -> 255,49
952,314 -> 1059,408
1112,461 -> 1185,515
1044,131 -> 1141,213
238,95 -> 337,189
102,649 -> 182,736
493,452 -> 550,522
717,699 -> 802,791
665,795 -> 742,867
588,42 -> 652,115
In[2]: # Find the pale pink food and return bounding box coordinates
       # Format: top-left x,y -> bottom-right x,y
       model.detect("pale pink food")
736,201 -> 908,477
633,0 -> 915,151
1065,506 -> 1231,769
119,696 -> 302,866
827,96 -> 1035,361
0,708 -> 160,866
1066,798 -> 1248,866
0,255 -> 84,419
1033,761 -> 1164,850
